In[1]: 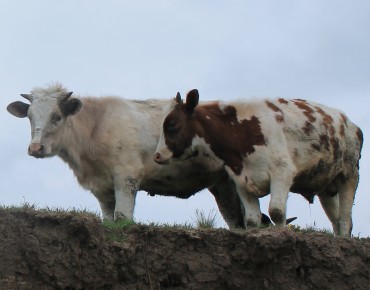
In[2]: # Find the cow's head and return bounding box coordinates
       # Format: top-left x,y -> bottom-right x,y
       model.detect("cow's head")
7,84 -> 82,158
154,89 -> 199,164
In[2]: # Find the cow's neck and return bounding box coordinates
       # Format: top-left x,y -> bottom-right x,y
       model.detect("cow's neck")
58,99 -> 105,171
193,104 -> 266,175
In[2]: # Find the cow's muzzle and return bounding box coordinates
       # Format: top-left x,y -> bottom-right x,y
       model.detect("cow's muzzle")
28,143 -> 45,158
153,152 -> 168,164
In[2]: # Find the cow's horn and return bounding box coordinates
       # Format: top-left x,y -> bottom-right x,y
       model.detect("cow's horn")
175,92 -> 182,104
20,94 -> 33,102
61,91 -> 73,102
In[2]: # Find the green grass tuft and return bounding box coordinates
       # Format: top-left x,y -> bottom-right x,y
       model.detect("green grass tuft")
103,218 -> 136,230
193,208 -> 219,229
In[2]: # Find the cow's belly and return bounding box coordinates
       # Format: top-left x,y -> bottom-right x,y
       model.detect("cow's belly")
291,159 -> 342,195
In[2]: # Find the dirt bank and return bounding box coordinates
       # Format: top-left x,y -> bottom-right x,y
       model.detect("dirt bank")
0,207 -> 369,289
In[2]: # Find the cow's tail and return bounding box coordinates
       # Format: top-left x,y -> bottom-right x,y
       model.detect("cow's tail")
356,127 -> 364,170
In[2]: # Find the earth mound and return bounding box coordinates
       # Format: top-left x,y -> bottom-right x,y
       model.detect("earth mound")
0,207 -> 369,289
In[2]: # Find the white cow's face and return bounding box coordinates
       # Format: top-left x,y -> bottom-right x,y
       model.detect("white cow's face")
26,97 -> 66,158
7,86 -> 82,158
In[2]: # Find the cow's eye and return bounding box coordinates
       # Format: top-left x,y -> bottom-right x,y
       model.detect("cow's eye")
165,120 -> 178,134
51,114 -> 62,124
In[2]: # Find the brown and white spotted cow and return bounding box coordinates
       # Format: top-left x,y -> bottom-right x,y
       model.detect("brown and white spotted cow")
154,89 -> 363,236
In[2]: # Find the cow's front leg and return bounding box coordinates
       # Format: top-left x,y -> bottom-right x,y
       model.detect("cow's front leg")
239,189 -> 261,228
114,176 -> 139,221
268,160 -> 296,227
269,179 -> 292,227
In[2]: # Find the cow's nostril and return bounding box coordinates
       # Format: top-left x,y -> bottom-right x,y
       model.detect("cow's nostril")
29,143 -> 44,156
154,152 -> 161,161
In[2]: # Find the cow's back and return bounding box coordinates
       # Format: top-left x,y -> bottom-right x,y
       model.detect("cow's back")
224,97 -> 362,194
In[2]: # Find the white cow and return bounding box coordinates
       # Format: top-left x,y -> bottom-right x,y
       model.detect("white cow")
7,83 -> 253,228
154,89 -> 363,236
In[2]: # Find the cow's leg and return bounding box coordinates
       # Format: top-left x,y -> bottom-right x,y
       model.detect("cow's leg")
337,173 -> 358,236
114,176 -> 140,221
318,193 -> 339,235
237,187 -> 261,227
208,177 -> 245,230
268,160 -> 296,227
224,167 -> 261,228
268,178 -> 293,227
114,184 -> 137,221
98,200 -> 115,222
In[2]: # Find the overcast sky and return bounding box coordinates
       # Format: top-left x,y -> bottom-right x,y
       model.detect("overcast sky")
1,1 -> 369,236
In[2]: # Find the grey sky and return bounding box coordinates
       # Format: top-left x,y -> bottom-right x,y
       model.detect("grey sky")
1,1 -> 369,236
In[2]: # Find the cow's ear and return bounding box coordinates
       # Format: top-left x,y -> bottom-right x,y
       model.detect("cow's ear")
7,101 -> 29,118
63,98 -> 83,116
185,89 -> 199,113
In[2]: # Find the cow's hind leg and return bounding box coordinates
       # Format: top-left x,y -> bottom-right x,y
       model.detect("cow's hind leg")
318,192 -> 339,235
208,177 -> 245,230
337,172 -> 358,236
98,199 -> 115,222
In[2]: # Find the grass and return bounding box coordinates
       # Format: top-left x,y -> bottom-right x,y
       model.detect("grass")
193,208 -> 220,229
1,203 -> 367,239
0,201 -> 101,220
103,218 -> 136,230
289,223 -> 335,236
0,201 -> 38,211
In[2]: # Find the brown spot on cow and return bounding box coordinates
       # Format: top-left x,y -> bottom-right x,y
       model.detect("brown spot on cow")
340,124 -> 345,137
319,134 -> 330,151
196,106 -> 266,175
293,99 -> 316,122
278,98 -> 289,105
275,115 -> 284,123
315,106 -> 337,137
330,137 -> 340,160
266,101 -> 284,123
266,101 -> 281,113
340,113 -> 348,126
311,143 -> 321,151
329,125 -> 336,137
303,121 -> 314,136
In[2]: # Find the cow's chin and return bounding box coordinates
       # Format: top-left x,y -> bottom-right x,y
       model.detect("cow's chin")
178,148 -> 199,162
156,158 -> 172,165
29,150 -> 56,159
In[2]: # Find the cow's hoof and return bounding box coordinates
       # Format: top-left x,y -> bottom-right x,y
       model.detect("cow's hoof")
114,212 -> 129,222
269,208 -> 284,226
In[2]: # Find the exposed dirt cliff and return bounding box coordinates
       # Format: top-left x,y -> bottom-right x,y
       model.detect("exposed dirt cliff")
0,207 -> 369,289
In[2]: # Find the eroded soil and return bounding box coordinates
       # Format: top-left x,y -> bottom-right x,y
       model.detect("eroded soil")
0,207 -> 369,289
